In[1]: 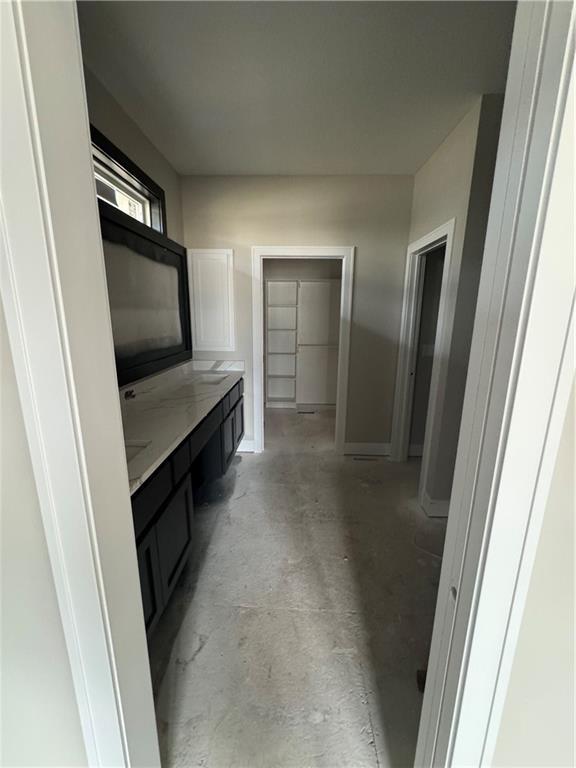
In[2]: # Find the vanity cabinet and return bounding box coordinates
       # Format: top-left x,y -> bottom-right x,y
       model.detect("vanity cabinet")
233,398 -> 244,448
155,476 -> 194,601
132,377 -> 244,635
136,526 -> 163,633
221,410 -> 235,473
134,476 -> 193,637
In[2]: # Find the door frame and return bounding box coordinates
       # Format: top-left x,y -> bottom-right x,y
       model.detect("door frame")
251,246 -> 355,453
1,3 -> 159,765
390,219 -> 455,517
415,2 -> 574,765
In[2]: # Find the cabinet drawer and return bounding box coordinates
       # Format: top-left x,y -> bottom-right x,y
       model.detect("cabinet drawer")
156,476 -> 194,602
132,462 -> 173,540
171,438 -> 191,486
189,403 -> 223,462
136,526 -> 163,635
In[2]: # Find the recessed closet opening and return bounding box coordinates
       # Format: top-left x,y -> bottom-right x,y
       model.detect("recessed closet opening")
263,258 -> 343,450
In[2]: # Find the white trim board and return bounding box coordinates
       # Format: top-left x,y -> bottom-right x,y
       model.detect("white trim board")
238,438 -> 255,453
389,219 -> 456,520
0,2 -> 159,764
343,443 -> 391,456
421,492 -> 450,519
252,246 -> 355,454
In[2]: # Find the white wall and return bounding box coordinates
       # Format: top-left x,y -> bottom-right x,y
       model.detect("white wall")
83,68 -> 184,243
492,65 -> 574,765
493,381 -> 574,766
0,306 -> 87,767
181,175 -> 413,444
409,95 -> 503,500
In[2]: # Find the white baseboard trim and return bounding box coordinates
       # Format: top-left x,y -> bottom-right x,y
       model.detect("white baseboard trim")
265,402 -> 297,409
343,442 -> 391,456
421,492 -> 450,518
238,438 -> 256,452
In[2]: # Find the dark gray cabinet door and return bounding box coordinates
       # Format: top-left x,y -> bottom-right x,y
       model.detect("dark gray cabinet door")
221,410 -> 235,472
136,526 -> 163,634
155,476 -> 194,602
234,398 -> 244,448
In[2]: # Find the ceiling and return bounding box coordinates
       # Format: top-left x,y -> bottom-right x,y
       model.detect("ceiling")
77,1 -> 516,176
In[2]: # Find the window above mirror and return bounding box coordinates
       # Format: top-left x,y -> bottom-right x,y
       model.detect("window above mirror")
91,126 -> 166,234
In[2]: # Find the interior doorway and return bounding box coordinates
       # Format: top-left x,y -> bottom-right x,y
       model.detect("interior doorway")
408,244 -> 446,458
390,219 -> 456,518
263,258 -> 343,447
252,246 -> 355,454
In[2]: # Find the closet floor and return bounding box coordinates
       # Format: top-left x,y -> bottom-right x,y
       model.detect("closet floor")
150,409 -> 446,768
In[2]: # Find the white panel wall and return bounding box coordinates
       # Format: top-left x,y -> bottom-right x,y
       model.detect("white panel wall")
189,249 -> 235,351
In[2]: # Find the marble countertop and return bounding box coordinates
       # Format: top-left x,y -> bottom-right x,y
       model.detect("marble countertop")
120,360 -> 244,494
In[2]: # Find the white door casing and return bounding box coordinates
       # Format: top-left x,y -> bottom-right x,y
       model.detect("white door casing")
390,219 -> 455,518
415,3 -> 574,764
1,3 -> 160,765
252,246 -> 355,453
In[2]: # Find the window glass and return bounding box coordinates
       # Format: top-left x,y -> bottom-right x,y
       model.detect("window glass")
94,161 -> 151,226
91,130 -> 165,233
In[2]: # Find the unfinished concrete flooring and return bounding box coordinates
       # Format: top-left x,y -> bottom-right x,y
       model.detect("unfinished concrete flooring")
151,409 -> 446,768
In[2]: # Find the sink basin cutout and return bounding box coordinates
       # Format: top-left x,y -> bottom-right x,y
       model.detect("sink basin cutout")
125,441 -> 149,462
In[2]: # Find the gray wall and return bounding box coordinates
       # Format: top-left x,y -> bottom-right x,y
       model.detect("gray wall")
84,69 -> 184,243
493,382 -> 575,766
263,258 -> 342,281
409,95 -> 503,500
0,306 -> 87,767
180,175 -> 414,443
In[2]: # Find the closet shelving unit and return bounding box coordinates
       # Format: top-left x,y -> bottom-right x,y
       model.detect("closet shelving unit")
265,280 -> 299,407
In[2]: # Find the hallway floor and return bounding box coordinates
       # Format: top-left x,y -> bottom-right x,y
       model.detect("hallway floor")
151,409 -> 446,768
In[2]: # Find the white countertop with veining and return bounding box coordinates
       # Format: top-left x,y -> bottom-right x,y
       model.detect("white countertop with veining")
121,360 -> 244,494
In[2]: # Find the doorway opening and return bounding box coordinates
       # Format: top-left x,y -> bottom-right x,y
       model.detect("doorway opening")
390,220 -> 456,518
252,246 -> 355,454
263,258 -> 343,450
408,244 -> 446,459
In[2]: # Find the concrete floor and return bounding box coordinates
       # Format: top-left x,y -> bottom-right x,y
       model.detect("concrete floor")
151,409 -> 446,768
